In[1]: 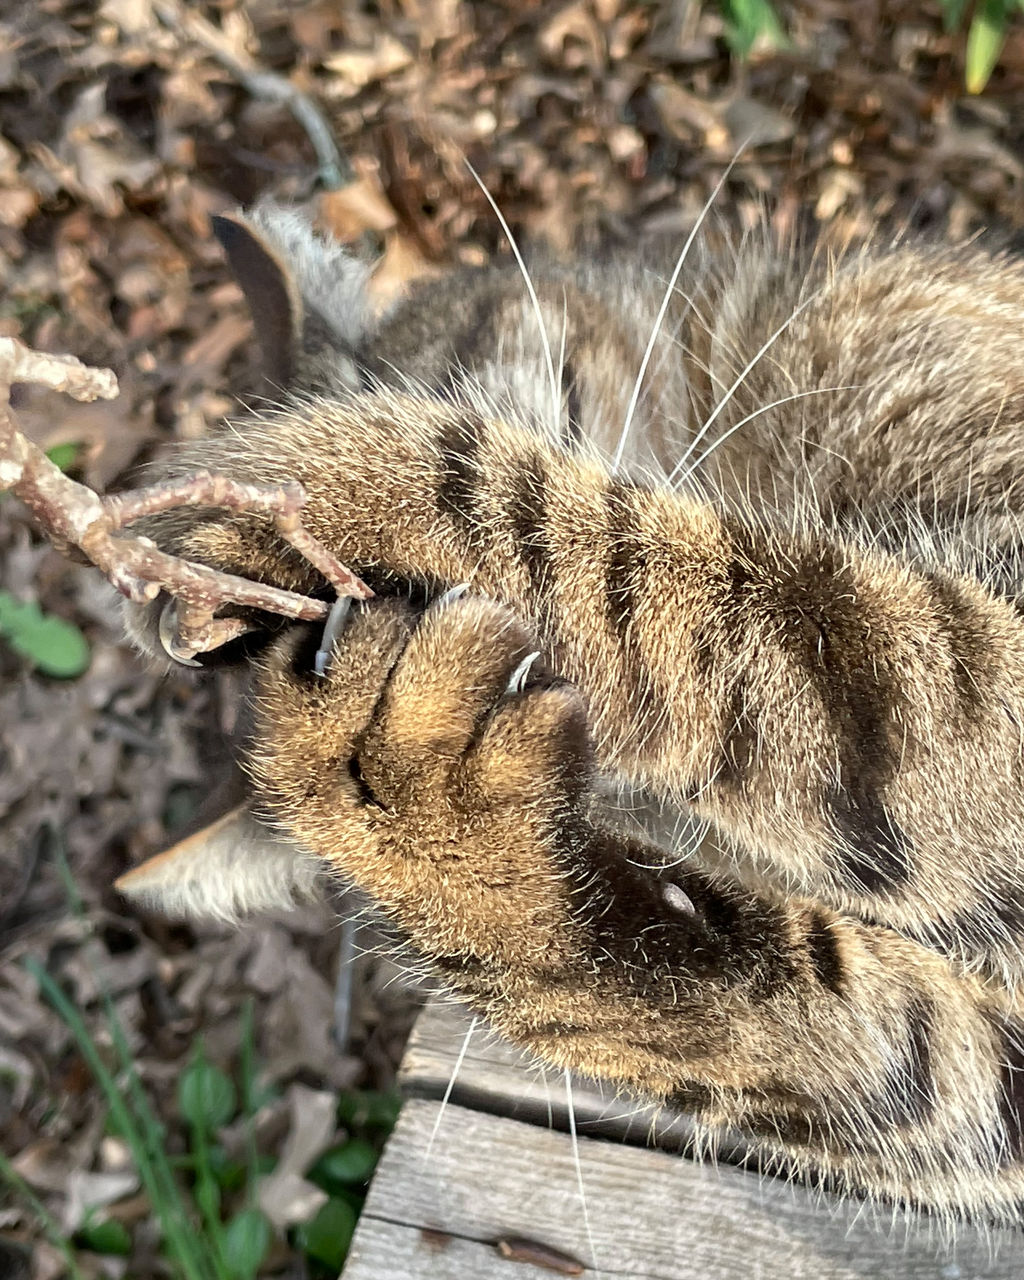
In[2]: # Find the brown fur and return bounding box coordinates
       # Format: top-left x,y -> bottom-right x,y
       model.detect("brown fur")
122,208 -> 1024,1227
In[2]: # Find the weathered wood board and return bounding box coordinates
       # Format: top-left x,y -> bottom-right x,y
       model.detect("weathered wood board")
343,1097 -> 1023,1279
399,999 -> 710,1151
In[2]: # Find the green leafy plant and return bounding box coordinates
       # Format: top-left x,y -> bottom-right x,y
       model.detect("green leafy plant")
44,441 -> 83,473
177,1041 -> 272,1280
719,0 -> 788,55
953,0 -> 1024,92
0,441 -> 90,678
0,593 -> 90,677
716,0 -> 1024,92
296,1090 -> 398,1277
1,852 -> 400,1279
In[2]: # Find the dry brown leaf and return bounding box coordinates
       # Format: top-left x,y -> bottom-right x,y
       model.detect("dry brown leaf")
63,1169 -> 140,1233
318,174 -> 400,240
538,2 -> 607,74
256,1084 -> 336,1229
323,36 -> 414,92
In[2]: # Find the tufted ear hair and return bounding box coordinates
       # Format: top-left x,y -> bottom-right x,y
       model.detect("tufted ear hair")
115,804 -> 327,923
211,203 -> 373,395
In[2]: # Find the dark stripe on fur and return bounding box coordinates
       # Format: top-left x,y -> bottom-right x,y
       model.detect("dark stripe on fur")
690,548 -> 759,793
665,1082 -> 716,1115
507,451 -> 551,597
561,360 -> 583,449
805,910 -> 844,995
433,950 -> 488,978
884,997 -> 937,1127
986,1010 -> 1024,1164
723,523 -> 912,895
605,480 -> 647,644
437,415 -> 485,530
717,679 -> 760,792
825,793 -> 913,895
604,479 -> 665,745
744,1108 -> 816,1150
838,998 -> 937,1142
924,574 -> 990,720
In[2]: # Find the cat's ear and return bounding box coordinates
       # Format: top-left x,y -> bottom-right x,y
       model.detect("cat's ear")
115,804 -> 327,922
211,203 -> 373,395
211,212 -> 302,391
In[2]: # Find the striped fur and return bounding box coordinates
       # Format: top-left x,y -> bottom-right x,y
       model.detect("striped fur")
122,209 -> 1024,1227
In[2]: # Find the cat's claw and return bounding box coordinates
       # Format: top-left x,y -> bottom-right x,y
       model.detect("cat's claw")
506,651 -> 541,695
662,882 -> 697,917
315,596 -> 354,676
158,600 -> 202,668
438,582 -> 472,608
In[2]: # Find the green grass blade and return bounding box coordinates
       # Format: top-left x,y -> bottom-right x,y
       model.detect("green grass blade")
940,0 -> 971,30
100,992 -> 214,1279
966,0 -> 1011,92
238,998 -> 261,1206
0,1152 -> 88,1280
49,842 -> 214,1280
25,959 -> 212,1280
188,1113 -> 233,1280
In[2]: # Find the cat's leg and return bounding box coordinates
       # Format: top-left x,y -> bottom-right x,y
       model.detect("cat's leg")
247,592 -> 1024,1226
126,394 -> 1024,981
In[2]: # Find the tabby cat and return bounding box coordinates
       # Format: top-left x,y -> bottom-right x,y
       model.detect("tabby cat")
119,201 -> 1024,1229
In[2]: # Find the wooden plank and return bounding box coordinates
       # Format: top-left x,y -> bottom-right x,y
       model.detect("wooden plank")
399,1000 -> 723,1154
343,1099 -> 1022,1280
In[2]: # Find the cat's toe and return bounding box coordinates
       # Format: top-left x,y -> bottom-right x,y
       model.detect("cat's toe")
352,593 -> 539,807
252,590 -> 592,831
249,599 -> 417,804
462,681 -> 592,812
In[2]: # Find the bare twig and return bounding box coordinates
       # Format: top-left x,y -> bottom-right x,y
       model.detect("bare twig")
0,337 -> 371,663
153,0 -> 352,190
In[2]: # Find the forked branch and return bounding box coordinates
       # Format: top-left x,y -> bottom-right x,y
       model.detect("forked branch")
0,338 -> 371,663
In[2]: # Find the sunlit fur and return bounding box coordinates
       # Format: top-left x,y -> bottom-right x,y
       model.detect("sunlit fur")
115,805 -> 323,922
121,207 -> 1024,1230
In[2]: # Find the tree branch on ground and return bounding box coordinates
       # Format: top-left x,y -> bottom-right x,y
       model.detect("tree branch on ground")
0,338 -> 371,664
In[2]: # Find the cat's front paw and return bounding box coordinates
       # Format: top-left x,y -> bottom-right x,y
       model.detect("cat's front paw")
248,592 -> 594,955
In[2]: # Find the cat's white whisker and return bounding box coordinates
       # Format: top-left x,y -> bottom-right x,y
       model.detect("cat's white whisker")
467,161 -> 560,439
426,1014 -> 478,1161
668,290 -> 824,486
612,157 -> 741,473
670,386 -> 860,490
557,287 -> 570,445
564,1067 -> 599,1272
